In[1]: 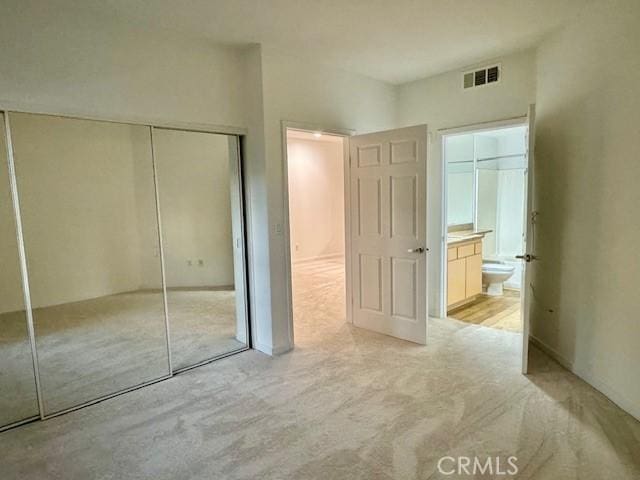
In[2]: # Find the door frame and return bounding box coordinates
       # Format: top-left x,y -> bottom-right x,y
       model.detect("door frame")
438,114 -> 531,366
280,121 -> 355,348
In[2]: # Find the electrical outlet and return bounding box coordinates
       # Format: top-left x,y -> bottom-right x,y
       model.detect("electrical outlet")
187,260 -> 192,266
274,223 -> 283,235
198,259 -> 204,266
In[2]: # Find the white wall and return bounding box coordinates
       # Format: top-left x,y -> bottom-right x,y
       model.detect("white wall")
397,49 -> 536,316
259,47 -> 397,353
153,129 -> 234,289
532,0 -> 640,419
287,138 -> 345,263
10,113 -> 159,309
0,2 -> 245,128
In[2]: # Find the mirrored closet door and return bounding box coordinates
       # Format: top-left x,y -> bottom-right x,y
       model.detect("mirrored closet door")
0,112 -> 40,428
10,113 -> 170,415
152,128 -> 248,371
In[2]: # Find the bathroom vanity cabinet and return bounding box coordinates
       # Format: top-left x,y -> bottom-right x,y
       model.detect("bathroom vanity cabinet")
447,238 -> 483,311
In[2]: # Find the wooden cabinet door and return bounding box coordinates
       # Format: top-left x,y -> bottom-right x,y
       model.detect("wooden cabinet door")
466,254 -> 483,297
447,258 -> 466,306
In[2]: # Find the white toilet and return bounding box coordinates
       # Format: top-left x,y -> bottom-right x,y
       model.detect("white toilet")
482,261 -> 516,296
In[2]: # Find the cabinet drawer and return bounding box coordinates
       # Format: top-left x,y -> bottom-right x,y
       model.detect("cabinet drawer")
447,247 -> 457,261
474,241 -> 482,255
458,244 -> 475,258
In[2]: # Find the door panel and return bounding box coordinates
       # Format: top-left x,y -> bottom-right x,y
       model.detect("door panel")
350,125 -> 427,344
390,175 -> 417,238
358,177 -> 382,236
391,257 -> 417,320
447,258 -> 466,306
359,254 -> 383,312
465,254 -> 483,297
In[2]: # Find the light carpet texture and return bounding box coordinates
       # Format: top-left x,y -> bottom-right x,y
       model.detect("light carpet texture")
0,289 -> 244,419
0,259 -> 639,479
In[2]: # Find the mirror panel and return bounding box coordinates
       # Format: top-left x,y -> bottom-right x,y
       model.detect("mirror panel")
153,129 -> 248,371
0,112 -> 39,427
445,134 -> 474,226
10,113 -> 169,414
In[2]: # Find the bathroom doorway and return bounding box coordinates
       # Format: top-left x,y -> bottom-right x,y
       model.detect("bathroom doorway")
441,120 -> 530,335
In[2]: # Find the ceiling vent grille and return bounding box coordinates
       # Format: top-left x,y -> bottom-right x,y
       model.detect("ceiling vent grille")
463,64 -> 500,89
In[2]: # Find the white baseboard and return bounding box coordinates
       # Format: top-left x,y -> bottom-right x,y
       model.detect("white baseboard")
530,335 -> 640,421
292,252 -> 345,265
255,341 -> 293,356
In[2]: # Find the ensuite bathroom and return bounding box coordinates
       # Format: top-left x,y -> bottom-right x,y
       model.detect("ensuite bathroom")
445,125 -> 528,332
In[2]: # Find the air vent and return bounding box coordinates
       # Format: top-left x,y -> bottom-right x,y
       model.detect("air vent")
463,64 -> 500,89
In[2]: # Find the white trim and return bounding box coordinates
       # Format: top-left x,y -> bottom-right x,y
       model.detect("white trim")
530,336 -> 640,421
255,342 -> 294,356
438,115 -> 527,137
281,121 -> 354,352
0,100 -> 246,136
3,112 -> 45,419
149,126 -> 174,375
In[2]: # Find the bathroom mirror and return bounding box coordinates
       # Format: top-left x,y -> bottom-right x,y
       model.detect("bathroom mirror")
0,112 -> 40,427
446,134 -> 475,226
153,128 -> 248,371
10,113 -> 170,415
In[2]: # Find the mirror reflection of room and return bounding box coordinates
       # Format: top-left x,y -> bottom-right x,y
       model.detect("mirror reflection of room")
446,126 -> 527,332
0,113 -> 249,424
10,113 -> 170,415
153,129 -> 248,371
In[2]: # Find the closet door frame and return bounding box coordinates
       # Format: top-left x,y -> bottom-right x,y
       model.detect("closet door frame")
1,111 -> 44,431
0,107 -> 250,430
150,127 -> 251,374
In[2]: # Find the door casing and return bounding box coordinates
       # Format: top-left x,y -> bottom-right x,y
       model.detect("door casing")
438,110 -> 534,374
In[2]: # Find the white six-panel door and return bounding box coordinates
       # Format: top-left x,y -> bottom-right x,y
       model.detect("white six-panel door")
349,125 -> 428,344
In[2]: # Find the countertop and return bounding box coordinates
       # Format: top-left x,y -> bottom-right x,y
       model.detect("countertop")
447,229 -> 492,245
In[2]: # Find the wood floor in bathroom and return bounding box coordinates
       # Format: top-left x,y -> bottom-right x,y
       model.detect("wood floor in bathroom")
449,289 -> 521,332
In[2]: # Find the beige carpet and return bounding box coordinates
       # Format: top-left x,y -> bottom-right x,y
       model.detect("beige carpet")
1,259 -> 639,479
0,289 -> 244,419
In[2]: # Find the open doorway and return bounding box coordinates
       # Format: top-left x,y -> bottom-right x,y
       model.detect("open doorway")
443,123 -> 528,333
284,128 -> 348,340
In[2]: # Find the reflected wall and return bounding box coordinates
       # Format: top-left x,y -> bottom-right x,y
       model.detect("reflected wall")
10,113 -> 169,415
153,129 -> 248,371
